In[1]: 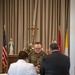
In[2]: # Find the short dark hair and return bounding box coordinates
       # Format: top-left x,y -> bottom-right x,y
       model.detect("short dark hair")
50,43 -> 59,50
18,51 -> 28,59
34,42 -> 41,44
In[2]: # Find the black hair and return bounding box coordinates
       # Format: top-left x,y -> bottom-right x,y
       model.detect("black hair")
18,51 -> 28,59
34,42 -> 41,44
50,43 -> 59,50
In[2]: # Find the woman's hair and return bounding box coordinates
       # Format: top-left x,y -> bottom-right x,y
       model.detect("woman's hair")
18,51 -> 28,59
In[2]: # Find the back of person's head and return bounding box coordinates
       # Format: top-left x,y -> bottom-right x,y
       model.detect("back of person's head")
18,51 -> 28,60
50,42 -> 59,50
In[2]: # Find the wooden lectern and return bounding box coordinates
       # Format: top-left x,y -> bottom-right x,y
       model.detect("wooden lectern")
8,55 -> 18,68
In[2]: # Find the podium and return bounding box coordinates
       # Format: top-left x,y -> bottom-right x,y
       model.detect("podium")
8,55 -> 18,68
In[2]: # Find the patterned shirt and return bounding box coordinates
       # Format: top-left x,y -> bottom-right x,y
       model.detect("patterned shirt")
29,50 -> 46,66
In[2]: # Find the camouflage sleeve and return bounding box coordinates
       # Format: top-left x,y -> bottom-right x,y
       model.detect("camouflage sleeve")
28,52 -> 32,63
42,51 -> 47,56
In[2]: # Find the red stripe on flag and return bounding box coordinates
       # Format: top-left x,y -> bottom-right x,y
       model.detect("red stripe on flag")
58,30 -> 62,53
2,46 -> 7,68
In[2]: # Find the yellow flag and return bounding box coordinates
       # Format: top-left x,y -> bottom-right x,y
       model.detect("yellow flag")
64,32 -> 68,56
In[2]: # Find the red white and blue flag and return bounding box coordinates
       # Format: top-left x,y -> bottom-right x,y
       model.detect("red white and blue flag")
2,30 -> 7,68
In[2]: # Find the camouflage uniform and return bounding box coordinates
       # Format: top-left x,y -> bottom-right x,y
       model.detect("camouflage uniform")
28,50 -> 46,66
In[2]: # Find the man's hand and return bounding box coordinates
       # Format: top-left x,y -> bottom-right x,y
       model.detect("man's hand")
35,65 -> 40,73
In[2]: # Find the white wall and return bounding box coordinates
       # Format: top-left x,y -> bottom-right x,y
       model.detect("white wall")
70,0 -> 75,75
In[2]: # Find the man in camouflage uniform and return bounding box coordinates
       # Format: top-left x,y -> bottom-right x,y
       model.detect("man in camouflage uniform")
29,42 -> 46,73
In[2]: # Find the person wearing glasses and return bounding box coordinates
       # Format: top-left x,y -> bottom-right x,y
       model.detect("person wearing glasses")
29,42 -> 46,73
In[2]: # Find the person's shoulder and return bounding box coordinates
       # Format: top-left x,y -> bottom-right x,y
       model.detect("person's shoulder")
27,62 -> 34,67
28,63 -> 34,65
40,50 -> 46,55
29,50 -> 35,55
11,62 -> 16,65
9,62 -> 16,67
43,54 -> 53,60
61,53 -> 69,57
41,55 -> 49,62
61,54 -> 70,59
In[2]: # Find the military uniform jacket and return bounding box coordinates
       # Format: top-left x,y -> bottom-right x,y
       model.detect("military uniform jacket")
29,50 -> 46,66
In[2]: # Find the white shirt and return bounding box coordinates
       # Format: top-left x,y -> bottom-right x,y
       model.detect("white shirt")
8,59 -> 38,75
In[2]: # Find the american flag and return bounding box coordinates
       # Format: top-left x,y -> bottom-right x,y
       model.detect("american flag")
2,31 -> 7,68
